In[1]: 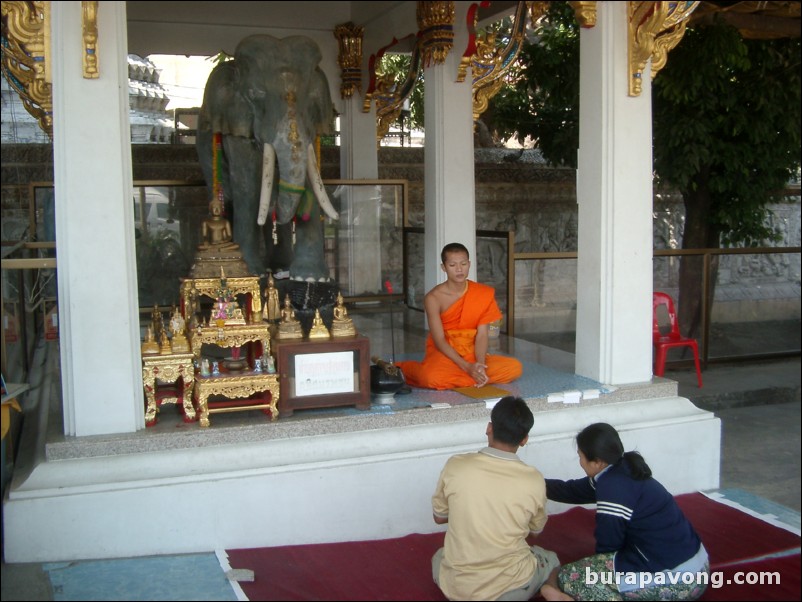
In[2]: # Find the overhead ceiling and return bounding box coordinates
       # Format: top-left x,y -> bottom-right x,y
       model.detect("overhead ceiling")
125,1 -> 800,56
690,1 -> 801,38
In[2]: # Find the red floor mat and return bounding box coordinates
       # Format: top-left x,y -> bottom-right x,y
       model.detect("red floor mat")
226,493 -> 800,601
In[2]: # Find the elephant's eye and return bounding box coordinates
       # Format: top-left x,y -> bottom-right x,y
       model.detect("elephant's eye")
247,88 -> 266,101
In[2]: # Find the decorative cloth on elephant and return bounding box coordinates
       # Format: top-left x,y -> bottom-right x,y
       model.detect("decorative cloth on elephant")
396,281 -> 522,390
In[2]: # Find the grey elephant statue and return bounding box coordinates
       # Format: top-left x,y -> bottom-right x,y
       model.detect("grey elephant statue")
197,34 -> 338,281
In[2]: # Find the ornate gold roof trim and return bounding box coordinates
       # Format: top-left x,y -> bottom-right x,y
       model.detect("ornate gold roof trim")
1,0 -> 53,138
628,1 -> 700,96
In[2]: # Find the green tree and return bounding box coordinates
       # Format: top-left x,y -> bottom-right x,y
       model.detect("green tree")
489,4 -> 801,337
652,21 -> 801,333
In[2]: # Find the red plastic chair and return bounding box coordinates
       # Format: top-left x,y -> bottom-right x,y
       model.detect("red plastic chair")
652,292 -> 703,388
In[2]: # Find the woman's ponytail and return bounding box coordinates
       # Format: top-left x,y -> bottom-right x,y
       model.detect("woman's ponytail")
623,450 -> 652,480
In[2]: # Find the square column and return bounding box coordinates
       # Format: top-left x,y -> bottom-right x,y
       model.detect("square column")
423,3 -> 477,293
51,2 -> 142,435
575,2 -> 654,384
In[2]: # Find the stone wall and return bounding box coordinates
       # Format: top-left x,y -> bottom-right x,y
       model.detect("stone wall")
2,144 -> 799,331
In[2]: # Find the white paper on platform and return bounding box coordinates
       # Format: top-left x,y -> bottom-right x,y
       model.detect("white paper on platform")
294,351 -> 354,396
563,390 -> 582,404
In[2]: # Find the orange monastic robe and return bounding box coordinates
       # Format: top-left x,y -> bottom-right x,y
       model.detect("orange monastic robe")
397,281 -> 522,390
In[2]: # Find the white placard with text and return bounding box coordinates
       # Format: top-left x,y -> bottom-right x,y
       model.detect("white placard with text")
294,351 -> 355,396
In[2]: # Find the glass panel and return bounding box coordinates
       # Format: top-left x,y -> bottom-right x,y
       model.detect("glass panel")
324,180 -> 406,298
134,183 -> 209,307
476,232 -> 509,332
513,257 -> 577,353
709,251 -> 801,358
403,228 -> 425,310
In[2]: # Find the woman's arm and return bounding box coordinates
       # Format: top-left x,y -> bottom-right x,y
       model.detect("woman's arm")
545,477 -> 597,504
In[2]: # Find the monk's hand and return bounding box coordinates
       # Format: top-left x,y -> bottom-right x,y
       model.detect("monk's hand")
470,362 -> 489,387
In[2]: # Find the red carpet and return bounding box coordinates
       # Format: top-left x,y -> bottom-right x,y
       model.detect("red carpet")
226,493 -> 800,601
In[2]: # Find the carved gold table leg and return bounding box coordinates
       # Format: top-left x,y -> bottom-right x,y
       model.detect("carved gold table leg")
194,383 -> 211,428
181,367 -> 196,421
142,366 -> 158,426
266,379 -> 280,421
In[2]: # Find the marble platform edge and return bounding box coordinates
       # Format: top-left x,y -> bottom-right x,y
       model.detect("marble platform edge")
43,377 -> 680,461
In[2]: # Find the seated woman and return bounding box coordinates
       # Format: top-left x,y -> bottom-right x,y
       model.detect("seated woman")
540,423 -> 709,602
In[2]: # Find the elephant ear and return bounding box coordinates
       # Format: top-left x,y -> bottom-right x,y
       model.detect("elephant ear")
199,61 -> 254,138
308,67 -> 334,136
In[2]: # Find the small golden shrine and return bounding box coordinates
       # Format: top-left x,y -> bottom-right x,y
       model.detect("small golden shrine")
141,326 -> 160,355
211,268 -> 247,326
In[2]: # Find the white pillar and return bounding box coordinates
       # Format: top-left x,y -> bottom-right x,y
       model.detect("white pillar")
423,3 -> 476,294
52,2 -> 143,435
338,96 -> 382,294
574,1 -> 653,385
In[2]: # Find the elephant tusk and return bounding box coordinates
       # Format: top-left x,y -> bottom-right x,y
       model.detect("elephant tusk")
257,143 -> 276,226
306,144 -> 339,221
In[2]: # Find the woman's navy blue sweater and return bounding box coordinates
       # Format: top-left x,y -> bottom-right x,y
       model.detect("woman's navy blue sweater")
546,460 -> 703,574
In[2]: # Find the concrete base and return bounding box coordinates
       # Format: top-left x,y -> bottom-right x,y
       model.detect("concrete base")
3,392 -> 719,563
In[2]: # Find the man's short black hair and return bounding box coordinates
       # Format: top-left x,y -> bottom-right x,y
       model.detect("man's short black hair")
441,242 -> 469,265
491,396 -> 533,446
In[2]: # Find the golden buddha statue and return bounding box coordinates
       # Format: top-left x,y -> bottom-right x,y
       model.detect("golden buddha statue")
331,292 -> 356,338
198,196 -> 238,251
141,326 -> 160,355
152,304 -> 165,340
263,274 -> 281,322
158,330 -> 172,355
308,308 -> 330,339
188,193 -> 251,279
276,295 -> 303,340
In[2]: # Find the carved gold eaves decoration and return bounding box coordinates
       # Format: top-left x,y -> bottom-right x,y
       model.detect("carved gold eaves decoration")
628,1 -> 699,96
362,34 -> 422,146
1,0 -> 53,138
334,22 -> 364,99
458,2 -> 545,125
417,1 -> 455,67
568,1 -> 597,27
375,44 -> 422,146
82,1 -> 98,79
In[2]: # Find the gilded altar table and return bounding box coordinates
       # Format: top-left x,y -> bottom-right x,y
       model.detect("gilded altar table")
189,322 -> 271,361
141,352 -> 196,426
193,372 -> 280,427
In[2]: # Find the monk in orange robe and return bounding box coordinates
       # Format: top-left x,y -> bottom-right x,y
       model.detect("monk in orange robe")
397,243 -> 523,390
